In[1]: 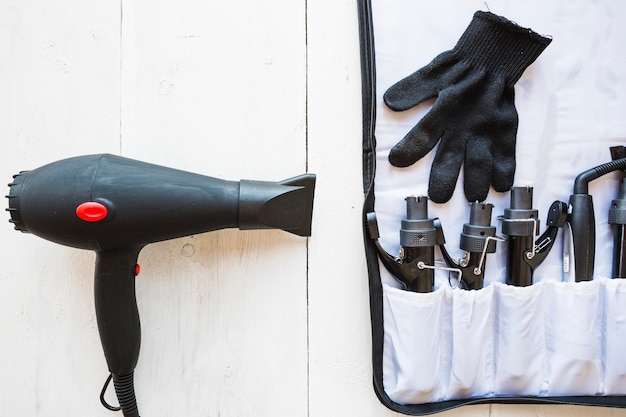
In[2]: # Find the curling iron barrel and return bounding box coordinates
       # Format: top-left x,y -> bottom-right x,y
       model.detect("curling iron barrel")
436,202 -> 499,290
6,154 -> 316,417
500,187 -> 567,286
501,187 -> 539,286
398,196 -> 437,292
609,178 -> 626,278
461,202 -> 497,254
458,202 -> 497,289
365,196 -> 438,293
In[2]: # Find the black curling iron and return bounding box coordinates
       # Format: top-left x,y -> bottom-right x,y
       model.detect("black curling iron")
6,154 -> 316,417
366,196 -> 442,293
500,187 -> 567,286
608,146 -> 626,278
609,178 -> 626,278
438,202 -> 500,290
567,151 -> 626,281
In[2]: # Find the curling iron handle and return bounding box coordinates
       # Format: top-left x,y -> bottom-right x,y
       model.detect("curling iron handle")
568,194 -> 595,281
94,249 -> 142,378
614,225 -> 626,278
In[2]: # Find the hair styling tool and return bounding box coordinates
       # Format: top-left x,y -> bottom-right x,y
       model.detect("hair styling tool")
609,146 -> 626,278
438,202 -> 501,290
6,154 -> 316,417
609,178 -> 626,278
567,152 -> 626,281
500,187 -> 567,286
366,196 -> 443,293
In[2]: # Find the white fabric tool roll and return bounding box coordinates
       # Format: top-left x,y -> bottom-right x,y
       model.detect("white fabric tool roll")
370,0 -> 626,403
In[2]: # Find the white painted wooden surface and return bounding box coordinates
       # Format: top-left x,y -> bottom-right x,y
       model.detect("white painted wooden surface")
1,1 -> 625,416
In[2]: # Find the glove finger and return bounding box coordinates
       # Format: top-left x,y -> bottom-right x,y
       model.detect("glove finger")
492,144 -> 516,192
383,51 -> 466,111
388,111 -> 443,167
491,98 -> 518,192
388,87 -> 471,167
427,134 -> 466,203
464,136 -> 493,202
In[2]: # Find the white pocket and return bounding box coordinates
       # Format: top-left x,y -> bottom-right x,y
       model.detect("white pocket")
603,279 -> 626,395
544,280 -> 604,396
447,285 -> 496,399
493,282 -> 546,396
382,285 -> 452,404
381,277 -> 626,403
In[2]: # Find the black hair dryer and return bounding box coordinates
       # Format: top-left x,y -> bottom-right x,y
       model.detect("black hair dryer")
6,154 -> 316,417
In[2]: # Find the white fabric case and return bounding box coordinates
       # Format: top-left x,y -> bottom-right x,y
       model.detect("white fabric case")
382,279 -> 626,404
358,0 -> 626,413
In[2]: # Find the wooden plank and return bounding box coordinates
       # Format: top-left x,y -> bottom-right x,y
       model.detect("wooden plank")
119,1 -> 308,416
119,0 -> 307,178
305,0 -> 392,414
0,1 -> 121,416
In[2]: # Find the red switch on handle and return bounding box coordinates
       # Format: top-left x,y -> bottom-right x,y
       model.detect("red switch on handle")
76,202 -> 109,222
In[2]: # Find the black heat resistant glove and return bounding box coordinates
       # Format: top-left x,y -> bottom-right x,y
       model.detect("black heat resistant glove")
384,11 -> 552,203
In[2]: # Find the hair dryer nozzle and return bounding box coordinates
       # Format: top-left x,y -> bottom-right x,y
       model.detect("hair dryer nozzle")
239,174 -> 316,237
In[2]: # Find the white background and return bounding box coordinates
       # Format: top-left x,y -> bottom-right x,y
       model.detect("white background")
1,0 -> 625,416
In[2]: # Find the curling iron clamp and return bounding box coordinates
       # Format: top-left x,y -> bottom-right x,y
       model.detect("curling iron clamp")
366,196 -> 460,293
366,197 -> 502,291
499,187 -> 568,286
437,202 -> 503,290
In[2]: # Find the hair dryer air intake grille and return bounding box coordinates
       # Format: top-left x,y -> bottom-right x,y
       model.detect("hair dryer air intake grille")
6,172 -> 28,232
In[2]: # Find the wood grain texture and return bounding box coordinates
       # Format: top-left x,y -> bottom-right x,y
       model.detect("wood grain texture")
1,0 -> 624,416
118,1 -> 308,415
0,0 -> 120,415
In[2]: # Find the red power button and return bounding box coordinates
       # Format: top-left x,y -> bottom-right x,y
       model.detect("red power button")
76,201 -> 109,222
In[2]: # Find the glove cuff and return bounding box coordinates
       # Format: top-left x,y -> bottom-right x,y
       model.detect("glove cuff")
455,11 -> 552,85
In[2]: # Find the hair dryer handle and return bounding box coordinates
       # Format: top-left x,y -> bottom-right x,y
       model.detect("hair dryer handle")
95,248 -> 142,417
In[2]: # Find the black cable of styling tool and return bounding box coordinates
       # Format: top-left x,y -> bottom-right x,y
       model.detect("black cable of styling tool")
568,154 -> 626,281
366,196 -> 455,293
609,146 -> 626,278
100,373 -> 121,412
500,187 -> 568,286
437,202 -> 502,290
